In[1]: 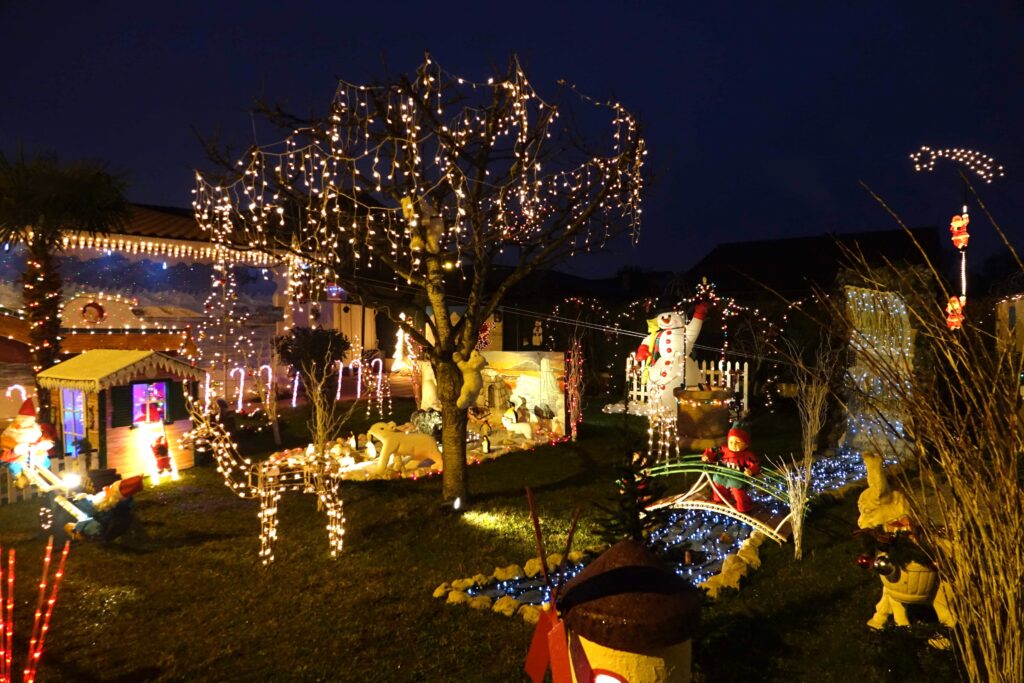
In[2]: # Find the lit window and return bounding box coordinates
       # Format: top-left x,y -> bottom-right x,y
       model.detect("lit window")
132,382 -> 167,425
61,389 -> 85,455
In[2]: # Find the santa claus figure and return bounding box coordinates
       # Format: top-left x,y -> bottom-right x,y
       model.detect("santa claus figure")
0,399 -> 53,484
702,421 -> 760,513
946,296 -> 965,331
949,213 -> 970,250
635,303 -> 708,415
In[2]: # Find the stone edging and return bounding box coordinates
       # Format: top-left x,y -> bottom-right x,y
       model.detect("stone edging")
435,476 -> 876,616
433,545 -> 609,625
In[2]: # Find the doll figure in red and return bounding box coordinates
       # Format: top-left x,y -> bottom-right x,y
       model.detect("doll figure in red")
702,422 -> 760,513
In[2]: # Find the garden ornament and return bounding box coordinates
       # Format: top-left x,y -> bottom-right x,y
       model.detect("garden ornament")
856,453 -> 955,635
367,421 -> 442,474
634,303 -> 707,416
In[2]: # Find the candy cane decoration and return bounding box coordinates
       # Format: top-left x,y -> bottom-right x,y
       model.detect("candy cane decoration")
203,373 -> 212,412
335,360 -> 344,401
230,367 -> 245,413
4,385 -> 27,403
349,360 -> 363,400
291,374 -> 300,408
259,365 -> 274,399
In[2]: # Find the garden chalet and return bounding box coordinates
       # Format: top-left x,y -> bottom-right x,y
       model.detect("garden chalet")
36,350 -> 202,477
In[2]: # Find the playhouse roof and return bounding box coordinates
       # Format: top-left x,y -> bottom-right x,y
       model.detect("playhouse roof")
36,350 -> 202,392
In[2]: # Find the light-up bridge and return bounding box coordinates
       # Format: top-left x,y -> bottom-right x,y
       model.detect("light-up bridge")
645,454 -> 794,544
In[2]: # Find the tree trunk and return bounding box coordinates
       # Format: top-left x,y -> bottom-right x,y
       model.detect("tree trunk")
271,418 -> 282,447
24,237 -> 62,415
434,358 -> 468,504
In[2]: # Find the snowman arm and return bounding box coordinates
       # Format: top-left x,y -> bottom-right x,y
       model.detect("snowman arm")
635,343 -> 651,363
683,315 -> 705,349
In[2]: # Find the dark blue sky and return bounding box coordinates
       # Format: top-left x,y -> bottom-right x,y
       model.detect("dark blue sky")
2,2 -> 1022,277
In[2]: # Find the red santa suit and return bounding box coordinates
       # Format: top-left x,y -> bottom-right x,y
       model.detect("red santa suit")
949,214 -> 969,250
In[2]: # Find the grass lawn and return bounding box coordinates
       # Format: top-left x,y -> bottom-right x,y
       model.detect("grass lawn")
0,399 -> 959,681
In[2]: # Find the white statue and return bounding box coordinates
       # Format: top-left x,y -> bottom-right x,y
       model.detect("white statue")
367,421 -> 442,474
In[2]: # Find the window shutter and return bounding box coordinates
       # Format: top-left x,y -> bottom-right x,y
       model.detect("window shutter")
166,380 -> 188,422
110,385 -> 133,427
97,389 -> 108,468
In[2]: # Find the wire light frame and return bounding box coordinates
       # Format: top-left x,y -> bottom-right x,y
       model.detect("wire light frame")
184,397 -> 345,565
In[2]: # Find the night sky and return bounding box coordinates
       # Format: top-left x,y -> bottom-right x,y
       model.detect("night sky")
3,2 -> 1022,278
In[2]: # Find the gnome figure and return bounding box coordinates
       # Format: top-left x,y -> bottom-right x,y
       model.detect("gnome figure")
635,303 -> 708,416
529,540 -> 702,683
702,422 -> 760,513
66,475 -> 144,541
1,399 -> 53,485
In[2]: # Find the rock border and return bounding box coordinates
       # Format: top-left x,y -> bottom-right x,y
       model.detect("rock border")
434,545 -> 608,625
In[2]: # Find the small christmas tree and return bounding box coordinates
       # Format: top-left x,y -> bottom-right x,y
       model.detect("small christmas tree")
594,450 -> 666,545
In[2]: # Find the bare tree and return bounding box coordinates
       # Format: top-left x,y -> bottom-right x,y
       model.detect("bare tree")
773,330 -> 844,559
194,55 -> 645,503
301,359 -> 359,458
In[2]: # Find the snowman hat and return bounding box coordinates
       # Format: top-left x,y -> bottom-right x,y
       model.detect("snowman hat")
17,399 -> 36,418
728,421 -> 751,446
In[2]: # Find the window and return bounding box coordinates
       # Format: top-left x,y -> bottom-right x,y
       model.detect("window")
131,381 -> 167,425
61,388 -> 85,455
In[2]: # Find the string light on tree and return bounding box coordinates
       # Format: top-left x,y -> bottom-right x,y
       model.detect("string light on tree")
193,54 -> 645,504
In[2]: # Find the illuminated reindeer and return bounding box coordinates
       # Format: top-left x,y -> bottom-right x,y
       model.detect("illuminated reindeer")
185,396 -> 345,565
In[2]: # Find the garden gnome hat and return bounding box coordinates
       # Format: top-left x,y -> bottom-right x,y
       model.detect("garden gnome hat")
728,421 -> 751,447
18,398 -> 36,418
1,398 -> 42,451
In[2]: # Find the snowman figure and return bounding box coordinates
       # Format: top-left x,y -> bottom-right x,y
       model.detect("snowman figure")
635,302 -> 708,415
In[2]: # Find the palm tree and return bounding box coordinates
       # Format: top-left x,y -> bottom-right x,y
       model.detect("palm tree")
0,151 -> 129,411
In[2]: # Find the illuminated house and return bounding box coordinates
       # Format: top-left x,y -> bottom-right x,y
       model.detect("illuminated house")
0,205 -> 287,422
35,350 -> 202,478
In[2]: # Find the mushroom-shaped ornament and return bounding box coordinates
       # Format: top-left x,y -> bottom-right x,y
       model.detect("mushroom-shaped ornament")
556,540 -> 702,683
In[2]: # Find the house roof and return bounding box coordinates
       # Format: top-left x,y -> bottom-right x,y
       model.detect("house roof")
36,350 -> 202,392
685,227 -> 941,298
122,204 -> 207,241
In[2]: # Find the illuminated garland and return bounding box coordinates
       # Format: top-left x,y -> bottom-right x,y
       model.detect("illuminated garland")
62,232 -> 279,266
566,337 -> 584,441
192,255 -> 257,402
674,281 -> 787,411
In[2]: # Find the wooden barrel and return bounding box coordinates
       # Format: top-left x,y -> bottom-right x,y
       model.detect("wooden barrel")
675,389 -> 731,439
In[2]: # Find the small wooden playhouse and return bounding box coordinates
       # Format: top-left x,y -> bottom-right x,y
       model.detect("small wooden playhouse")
36,350 -> 202,478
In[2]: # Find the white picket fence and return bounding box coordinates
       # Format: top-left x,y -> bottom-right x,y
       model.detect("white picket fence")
0,455 -> 93,507
625,354 -> 749,414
